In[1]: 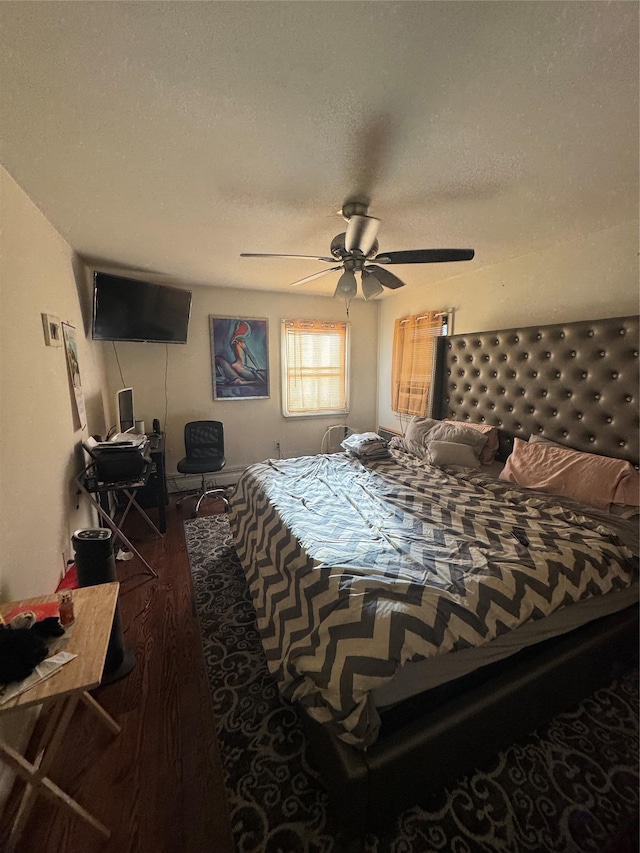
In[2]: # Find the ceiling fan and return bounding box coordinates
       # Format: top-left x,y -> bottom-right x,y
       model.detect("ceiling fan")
241,201 -> 475,300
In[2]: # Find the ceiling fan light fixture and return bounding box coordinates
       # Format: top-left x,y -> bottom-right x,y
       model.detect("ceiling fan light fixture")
361,270 -> 384,300
334,269 -> 357,299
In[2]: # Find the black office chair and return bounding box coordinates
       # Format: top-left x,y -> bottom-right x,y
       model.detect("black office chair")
176,421 -> 228,517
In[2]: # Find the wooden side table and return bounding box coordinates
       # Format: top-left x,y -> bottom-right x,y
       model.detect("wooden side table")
0,583 -> 122,850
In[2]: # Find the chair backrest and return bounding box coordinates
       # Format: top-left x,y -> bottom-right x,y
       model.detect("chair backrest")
183,420 -> 225,462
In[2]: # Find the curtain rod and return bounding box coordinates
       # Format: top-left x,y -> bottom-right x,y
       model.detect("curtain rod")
400,310 -> 451,324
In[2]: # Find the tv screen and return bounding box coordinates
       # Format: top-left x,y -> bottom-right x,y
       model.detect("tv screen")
92,272 -> 192,344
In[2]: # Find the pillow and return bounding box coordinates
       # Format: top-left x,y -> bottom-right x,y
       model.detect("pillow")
528,434 -> 569,450
500,437 -> 640,510
445,420 -> 500,464
403,417 -> 488,460
403,417 -> 440,456
426,440 -> 480,469
528,434 -> 640,507
613,471 -> 640,506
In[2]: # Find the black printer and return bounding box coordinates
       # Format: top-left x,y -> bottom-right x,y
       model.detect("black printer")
83,434 -> 151,484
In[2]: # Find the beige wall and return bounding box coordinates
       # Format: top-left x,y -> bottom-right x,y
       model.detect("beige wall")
377,221 -> 640,432
100,287 -> 379,489
0,168 -> 110,601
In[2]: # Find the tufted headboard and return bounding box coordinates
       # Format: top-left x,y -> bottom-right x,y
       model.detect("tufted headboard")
431,315 -> 639,465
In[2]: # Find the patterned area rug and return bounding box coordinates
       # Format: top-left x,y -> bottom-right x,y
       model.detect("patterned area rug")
185,514 -> 639,853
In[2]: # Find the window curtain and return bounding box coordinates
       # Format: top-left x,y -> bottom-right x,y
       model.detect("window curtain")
391,311 -> 444,416
283,320 -> 348,414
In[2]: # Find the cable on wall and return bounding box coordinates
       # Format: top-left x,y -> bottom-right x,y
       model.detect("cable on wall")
163,344 -> 169,433
112,342 -> 127,387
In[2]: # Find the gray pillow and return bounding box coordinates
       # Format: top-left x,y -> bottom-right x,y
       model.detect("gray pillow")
426,440 -> 481,469
404,416 -> 488,459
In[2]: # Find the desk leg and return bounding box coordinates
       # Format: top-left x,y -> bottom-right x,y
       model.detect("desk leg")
31,697 -> 69,771
7,695 -> 89,847
96,507 -> 159,579
0,742 -> 110,848
120,490 -> 163,538
0,690 -> 120,848
80,691 -> 121,735
157,493 -> 167,534
78,481 -> 158,579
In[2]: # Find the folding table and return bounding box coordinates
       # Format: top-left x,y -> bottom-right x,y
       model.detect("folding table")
0,583 -> 121,849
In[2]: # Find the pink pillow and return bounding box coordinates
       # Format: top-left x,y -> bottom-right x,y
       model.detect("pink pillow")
613,469 -> 640,506
444,420 -> 500,465
500,438 -> 639,511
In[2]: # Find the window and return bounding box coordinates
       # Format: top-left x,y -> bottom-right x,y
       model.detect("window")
391,311 -> 448,416
281,320 -> 350,417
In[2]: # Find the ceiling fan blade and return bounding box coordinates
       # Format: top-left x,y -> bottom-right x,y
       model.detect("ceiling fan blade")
241,252 -> 336,262
365,264 -> 405,290
290,266 -> 342,287
344,215 -> 380,256
375,249 -> 475,264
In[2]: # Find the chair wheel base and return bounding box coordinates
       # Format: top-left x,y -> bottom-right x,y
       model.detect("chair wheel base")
175,476 -> 228,520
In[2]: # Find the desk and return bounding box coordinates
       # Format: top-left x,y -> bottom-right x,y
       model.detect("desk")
77,462 -> 160,579
0,583 -> 121,848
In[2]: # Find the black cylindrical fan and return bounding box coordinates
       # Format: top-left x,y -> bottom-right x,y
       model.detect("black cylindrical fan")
71,528 -> 135,683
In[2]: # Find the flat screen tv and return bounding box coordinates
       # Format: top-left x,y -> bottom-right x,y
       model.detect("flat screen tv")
92,272 -> 192,344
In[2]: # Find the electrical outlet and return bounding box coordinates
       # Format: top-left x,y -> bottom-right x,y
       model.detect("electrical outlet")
274,441 -> 281,451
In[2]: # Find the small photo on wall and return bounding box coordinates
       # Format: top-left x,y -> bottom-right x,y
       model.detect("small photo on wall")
210,316 -> 270,400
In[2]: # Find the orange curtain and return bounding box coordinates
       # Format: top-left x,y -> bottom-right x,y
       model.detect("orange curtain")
391,311 -> 444,416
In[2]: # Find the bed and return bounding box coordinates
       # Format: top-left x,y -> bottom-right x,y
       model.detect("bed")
228,314 -> 639,833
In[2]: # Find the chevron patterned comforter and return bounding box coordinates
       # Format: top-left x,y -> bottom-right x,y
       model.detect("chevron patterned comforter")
228,449 -> 636,749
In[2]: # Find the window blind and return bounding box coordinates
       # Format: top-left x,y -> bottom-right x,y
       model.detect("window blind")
282,320 -> 349,416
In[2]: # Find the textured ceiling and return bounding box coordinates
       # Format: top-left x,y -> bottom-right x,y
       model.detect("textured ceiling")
1,1 -> 638,298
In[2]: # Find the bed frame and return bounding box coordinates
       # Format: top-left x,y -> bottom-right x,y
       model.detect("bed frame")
302,314 -> 639,836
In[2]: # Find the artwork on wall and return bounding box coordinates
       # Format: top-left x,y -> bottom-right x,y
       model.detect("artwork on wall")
62,322 -> 87,429
210,316 -> 270,400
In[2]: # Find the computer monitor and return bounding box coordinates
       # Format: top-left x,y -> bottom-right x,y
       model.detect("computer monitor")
116,388 -> 135,434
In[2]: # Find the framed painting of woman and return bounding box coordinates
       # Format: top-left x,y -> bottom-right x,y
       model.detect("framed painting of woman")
210,316 -> 270,400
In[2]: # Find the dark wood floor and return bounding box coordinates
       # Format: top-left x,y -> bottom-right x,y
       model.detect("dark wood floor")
1,495 -> 235,853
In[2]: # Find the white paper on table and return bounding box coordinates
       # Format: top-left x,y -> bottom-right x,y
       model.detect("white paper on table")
0,651 -> 78,705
